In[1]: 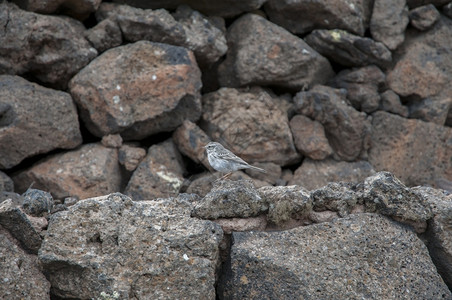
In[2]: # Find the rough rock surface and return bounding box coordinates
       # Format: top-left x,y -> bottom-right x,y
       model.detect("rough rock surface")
0,2 -> 97,88
218,14 -> 334,91
118,144 -> 146,172
409,96 -> 452,125
12,143 -> 122,200
39,193 -> 223,299
0,229 -> 50,299
125,139 -> 185,200
0,75 -> 82,169
265,0 -> 373,36
294,85 -> 370,161
311,182 -> 360,217
379,89 -> 409,117
409,4 -> 440,31
11,0 -> 101,20
0,171 -> 14,192
370,0 -> 409,50
219,213 -> 451,299
85,18 -> 123,53
305,29 -> 392,68
22,188 -> 54,217
69,41 -> 202,139
202,87 -> 300,166
290,158 -> 376,190
368,111 -> 452,188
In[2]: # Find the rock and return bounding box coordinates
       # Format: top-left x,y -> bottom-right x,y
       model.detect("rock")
192,180 -> 267,219
218,14 -> 334,91
409,4 -> 440,30
304,29 -> 392,68
443,2 -> 452,18
265,0 -> 373,36
289,158 -> 376,190
414,186 -> 452,289
0,192 -> 23,207
0,171 -> 14,192
172,120 -> 212,170
12,143 -> 122,200
69,41 -> 202,139
101,134 -> 123,148
202,87 -> 300,166
311,182 -> 360,217
111,0 -> 266,18
294,85 -> 370,161
0,2 -> 97,89
125,139 -> 185,200
370,0 -> 409,50
387,16 -> 452,99
11,0 -> 101,20
379,89 -> 409,117
219,213 -> 451,299
368,111 -> 452,188
362,172 -> 433,232
0,229 -> 50,299
407,0 -> 450,8
215,215 -> 267,234
246,162 -> 281,185
408,96 -> 452,125
0,199 -> 42,253
39,193 -> 223,299
258,185 -> 312,228
0,76 -> 82,169
328,65 -> 386,113
289,115 -> 333,160
85,18 -> 123,53
22,189 -> 54,217
118,144 -> 146,172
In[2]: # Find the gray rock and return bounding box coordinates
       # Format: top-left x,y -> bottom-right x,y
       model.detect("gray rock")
39,193 -> 223,299
11,0 -> 101,20
85,18 -> 123,53
22,188 -> 54,217
305,29 -> 392,68
408,96 -> 452,125
219,213 -> 451,299
407,0 -> 450,8
0,171 -> 14,192
0,75 -> 82,169
118,144 -> 146,172
218,14 -> 334,91
379,90 -> 409,117
311,182 -> 361,217
409,4 -> 441,31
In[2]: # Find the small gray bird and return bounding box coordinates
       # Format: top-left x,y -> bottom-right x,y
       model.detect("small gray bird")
204,142 -> 266,180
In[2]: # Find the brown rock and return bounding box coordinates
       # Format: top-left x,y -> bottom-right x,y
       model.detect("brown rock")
409,4 -> 440,31
118,144 -> 146,172
289,115 -> 333,160
0,171 -> 14,192
370,0 -> 409,50
173,120 -> 212,170
85,18 -> 123,53
245,162 -> 282,185
0,75 -> 82,169
11,0 -> 101,20
101,134 -> 123,148
294,85 -> 370,161
379,90 -> 409,117
215,215 -> 267,234
329,65 -> 386,113
69,41 -> 202,139
125,140 -> 185,200
218,14 -> 334,91
265,0 -> 373,36
0,229 -> 50,299
289,158 -> 376,190
12,143 -> 122,200
408,96 -> 452,125
202,87 -> 300,166
407,0 -> 449,8
305,29 -> 392,68
0,2 -> 97,89
368,111 -> 452,188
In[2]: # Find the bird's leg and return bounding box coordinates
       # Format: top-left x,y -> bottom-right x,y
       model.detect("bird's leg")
215,172 -> 232,182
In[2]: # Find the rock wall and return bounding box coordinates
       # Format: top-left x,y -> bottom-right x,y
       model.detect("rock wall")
1,0 -> 452,299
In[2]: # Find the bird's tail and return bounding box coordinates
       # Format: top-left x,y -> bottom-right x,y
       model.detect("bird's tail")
249,165 -> 266,173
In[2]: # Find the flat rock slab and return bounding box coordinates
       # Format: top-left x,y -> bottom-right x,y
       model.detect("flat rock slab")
219,213 -> 451,299
39,193 -> 223,299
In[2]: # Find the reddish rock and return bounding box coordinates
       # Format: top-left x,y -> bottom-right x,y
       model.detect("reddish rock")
215,216 -> 267,234
409,4 -> 440,31
125,140 -> 185,200
289,158 -> 376,190
265,0 -> 373,36
118,144 -> 146,172
305,29 -> 392,68
85,18 -> 123,53
408,96 -> 452,125
218,14 -> 334,91
12,143 -> 122,200
379,90 -> 409,117
368,111 -> 452,188
289,115 -> 333,160
0,2 -> 97,89
11,0 -> 101,20
329,65 -> 386,113
202,87 -> 301,166
370,0 -> 409,50
101,134 -> 123,148
0,75 -> 82,169
69,41 -> 202,139
294,85 -> 370,161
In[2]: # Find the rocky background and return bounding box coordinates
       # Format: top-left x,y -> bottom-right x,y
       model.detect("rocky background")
0,0 -> 452,299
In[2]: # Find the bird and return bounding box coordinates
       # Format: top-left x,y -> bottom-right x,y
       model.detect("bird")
204,142 -> 266,180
